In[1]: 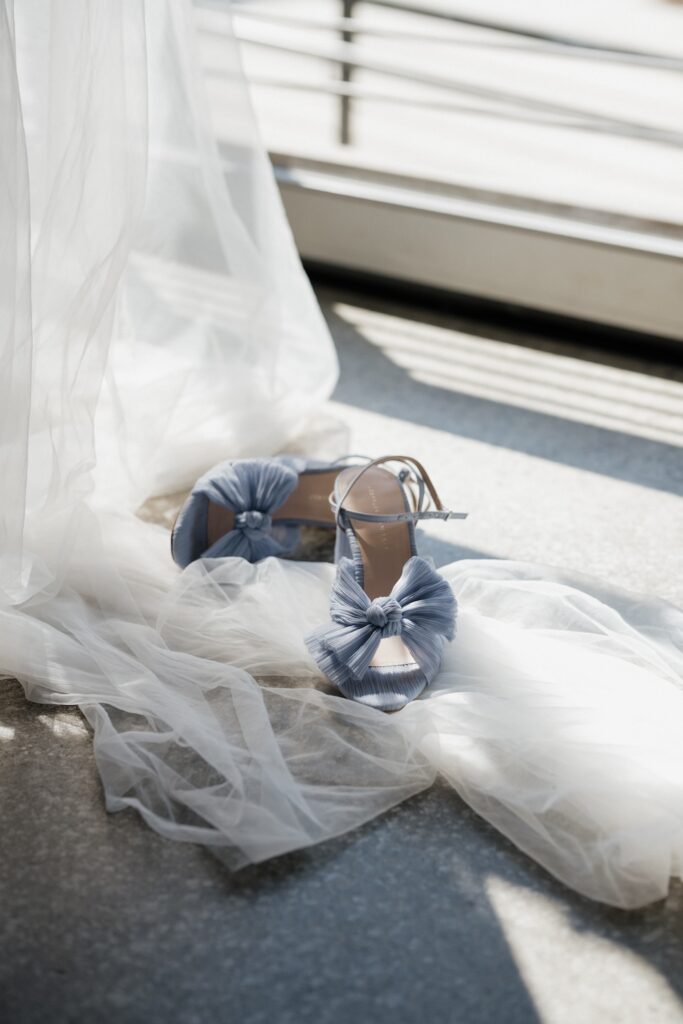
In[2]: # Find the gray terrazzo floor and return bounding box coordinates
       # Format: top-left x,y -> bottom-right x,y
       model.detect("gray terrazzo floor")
2,285 -> 682,1024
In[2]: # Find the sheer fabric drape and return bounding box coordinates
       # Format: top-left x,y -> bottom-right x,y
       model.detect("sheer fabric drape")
1,0 -> 682,910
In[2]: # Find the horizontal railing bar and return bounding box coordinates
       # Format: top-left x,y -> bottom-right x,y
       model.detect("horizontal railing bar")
225,3 -> 683,70
227,30 -> 683,147
244,75 -> 645,135
234,5 -> 469,42
368,0 -> 683,70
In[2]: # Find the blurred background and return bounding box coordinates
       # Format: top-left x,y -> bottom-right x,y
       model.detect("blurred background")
198,0 -> 683,340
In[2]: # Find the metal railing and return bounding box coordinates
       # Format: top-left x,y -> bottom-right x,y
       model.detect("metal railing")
222,0 -> 683,148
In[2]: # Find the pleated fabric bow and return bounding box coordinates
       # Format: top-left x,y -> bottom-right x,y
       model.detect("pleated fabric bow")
306,556 -> 457,690
199,458 -> 299,561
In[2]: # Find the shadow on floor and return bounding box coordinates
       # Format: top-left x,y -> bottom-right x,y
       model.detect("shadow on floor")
318,283 -> 683,381
324,295 -> 683,498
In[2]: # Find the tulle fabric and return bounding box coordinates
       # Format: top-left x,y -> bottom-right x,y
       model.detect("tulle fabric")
1,0 -> 682,911
7,523 -> 680,908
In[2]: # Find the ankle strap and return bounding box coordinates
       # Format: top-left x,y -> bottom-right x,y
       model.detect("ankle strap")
332,455 -> 468,527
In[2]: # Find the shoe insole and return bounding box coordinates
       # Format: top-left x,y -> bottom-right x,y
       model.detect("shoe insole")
206,469 -> 338,549
336,466 -> 415,670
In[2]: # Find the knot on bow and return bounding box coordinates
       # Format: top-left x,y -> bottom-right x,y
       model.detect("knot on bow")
305,556 -> 457,685
366,597 -> 403,637
235,509 -> 272,533
198,458 -> 299,561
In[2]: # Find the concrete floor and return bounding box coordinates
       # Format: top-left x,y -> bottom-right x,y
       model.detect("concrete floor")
2,286 -> 683,1023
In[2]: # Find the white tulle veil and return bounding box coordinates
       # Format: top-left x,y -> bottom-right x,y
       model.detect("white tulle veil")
1,0 -> 682,910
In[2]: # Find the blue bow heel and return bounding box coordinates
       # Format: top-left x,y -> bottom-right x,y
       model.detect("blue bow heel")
306,456 -> 467,711
172,456 -> 356,567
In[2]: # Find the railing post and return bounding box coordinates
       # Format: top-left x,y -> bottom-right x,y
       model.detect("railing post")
340,0 -> 354,144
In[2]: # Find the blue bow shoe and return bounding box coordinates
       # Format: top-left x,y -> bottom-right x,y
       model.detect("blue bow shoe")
172,456 -> 354,567
306,456 -> 468,711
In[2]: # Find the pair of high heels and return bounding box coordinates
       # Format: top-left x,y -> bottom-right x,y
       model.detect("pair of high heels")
172,455 -> 467,711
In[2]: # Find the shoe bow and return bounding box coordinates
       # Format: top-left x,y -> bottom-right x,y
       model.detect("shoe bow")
200,459 -> 299,561
307,555 -> 456,683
